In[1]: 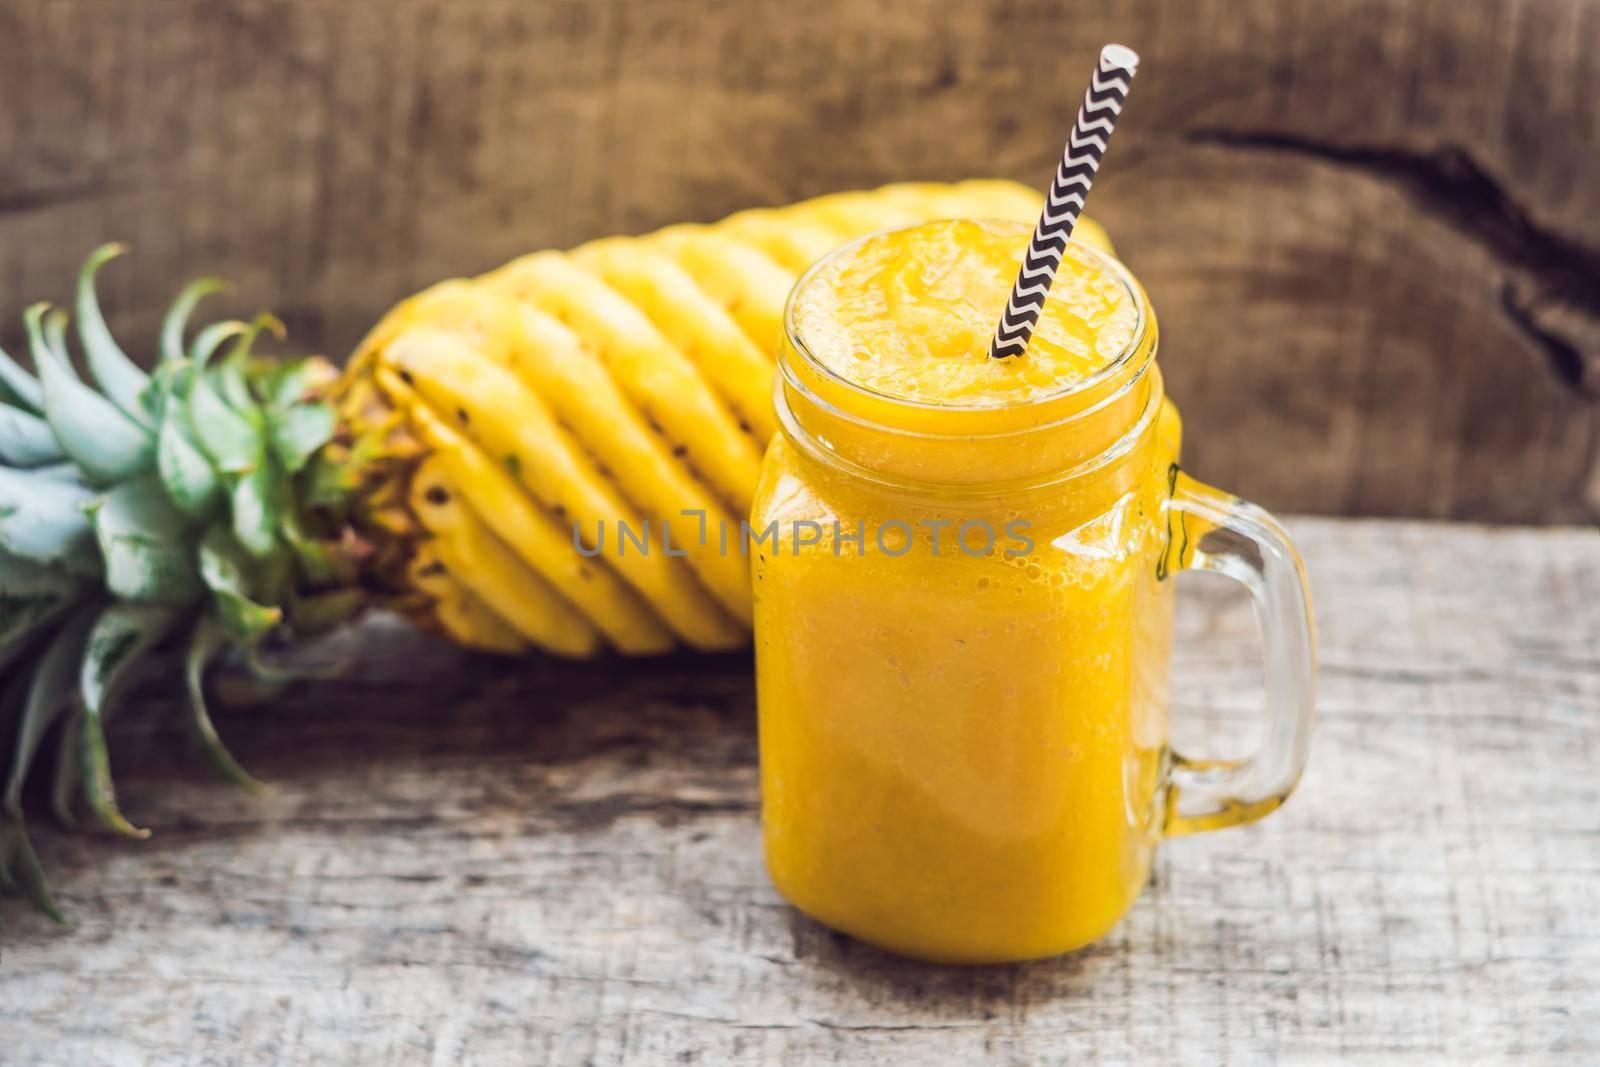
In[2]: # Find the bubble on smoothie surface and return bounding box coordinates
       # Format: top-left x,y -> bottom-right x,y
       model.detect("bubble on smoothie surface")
795,219 -> 1137,406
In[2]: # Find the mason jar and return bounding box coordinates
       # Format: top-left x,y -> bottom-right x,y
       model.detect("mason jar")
751,224 -> 1316,963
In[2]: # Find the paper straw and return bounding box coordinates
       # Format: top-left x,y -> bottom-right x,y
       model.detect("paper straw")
989,44 -> 1140,360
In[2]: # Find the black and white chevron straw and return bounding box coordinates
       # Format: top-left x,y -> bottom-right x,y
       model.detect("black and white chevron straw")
989,44 -> 1140,360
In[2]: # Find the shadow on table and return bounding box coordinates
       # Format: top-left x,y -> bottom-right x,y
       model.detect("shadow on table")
115,614 -> 760,780
781,905 -> 1126,1010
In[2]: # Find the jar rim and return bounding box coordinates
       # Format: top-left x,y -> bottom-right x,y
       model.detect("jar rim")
772,358 -> 1167,498
781,219 -> 1155,418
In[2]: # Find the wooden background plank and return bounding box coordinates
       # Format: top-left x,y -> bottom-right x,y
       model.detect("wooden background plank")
0,1 -> 1597,523
3,517 -> 1598,1063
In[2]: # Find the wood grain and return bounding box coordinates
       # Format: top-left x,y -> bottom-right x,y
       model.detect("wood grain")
0,1 -> 1597,523
3,517 -> 1597,1064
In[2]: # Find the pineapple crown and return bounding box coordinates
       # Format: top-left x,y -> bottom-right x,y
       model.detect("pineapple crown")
0,245 -> 366,922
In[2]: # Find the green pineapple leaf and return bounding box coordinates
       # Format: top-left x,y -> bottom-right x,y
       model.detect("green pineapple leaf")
0,817 -> 64,924
88,475 -> 203,603
264,358 -> 327,410
282,515 -> 357,588
160,278 -> 232,365
189,321 -> 248,367
156,412 -> 223,522
1,245 -> 368,921
187,374 -> 262,474
28,304 -> 155,484
4,606 -> 96,818
78,602 -> 186,839
50,712 -> 83,828
0,343 -> 44,414
75,244 -> 155,427
198,524 -> 282,639
0,404 -> 65,468
184,615 -> 265,792
0,554 -> 86,668
270,403 -> 337,475
0,466 -> 100,576
217,314 -> 285,413
230,462 -> 284,558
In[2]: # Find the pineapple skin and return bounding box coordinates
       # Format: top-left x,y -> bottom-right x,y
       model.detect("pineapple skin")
348,181 -> 1115,658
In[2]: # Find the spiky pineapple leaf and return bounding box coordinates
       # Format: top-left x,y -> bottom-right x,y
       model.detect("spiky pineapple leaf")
78,602 -> 186,838
0,602 -> 69,671
189,321 -> 248,367
198,525 -> 281,639
75,244 -> 155,427
0,466 -> 99,575
0,651 -> 66,922
31,463 -> 86,485
50,712 -> 83,828
187,373 -> 262,474
270,403 -> 337,475
0,343 -> 44,414
157,414 -> 223,521
4,605 -> 96,817
0,818 -> 64,923
0,403 -> 65,468
230,462 -> 284,558
217,353 -> 257,416
184,615 -> 265,791
160,278 -> 231,365
0,550 -> 86,600
88,475 -> 203,603
28,304 -> 155,484
0,555 -> 85,671
264,357 -> 333,411
0,245 -> 374,921
216,314 -> 285,412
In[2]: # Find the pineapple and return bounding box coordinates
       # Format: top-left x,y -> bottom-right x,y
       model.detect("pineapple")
0,180 -> 1112,918
349,180 -> 1112,655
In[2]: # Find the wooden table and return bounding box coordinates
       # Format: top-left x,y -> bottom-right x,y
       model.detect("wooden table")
4,517 -> 1597,1064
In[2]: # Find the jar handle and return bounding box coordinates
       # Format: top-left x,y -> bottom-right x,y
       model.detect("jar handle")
1160,471 -> 1316,836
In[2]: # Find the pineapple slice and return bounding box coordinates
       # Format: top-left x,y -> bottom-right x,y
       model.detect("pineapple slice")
371,287 -> 748,642
408,452 -> 602,658
571,237 -> 778,443
642,227 -> 796,359
405,542 -> 530,655
716,208 -> 842,273
398,388 -> 676,656
478,252 -> 763,519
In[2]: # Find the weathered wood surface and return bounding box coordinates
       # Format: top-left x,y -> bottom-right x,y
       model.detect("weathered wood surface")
3,516 -> 1597,1064
2,1 -> 1598,524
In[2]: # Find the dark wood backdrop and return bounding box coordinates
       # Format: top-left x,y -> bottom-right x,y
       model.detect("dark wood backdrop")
1,0 -> 1597,524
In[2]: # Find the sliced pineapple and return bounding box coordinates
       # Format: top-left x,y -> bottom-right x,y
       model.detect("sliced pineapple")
408,452 -> 602,658
396,387 -> 676,656
405,542 -> 530,655
478,252 -> 763,519
642,227 -> 796,360
571,237 -> 778,443
717,207 -> 842,273
779,188 -> 929,238
370,285 -> 749,639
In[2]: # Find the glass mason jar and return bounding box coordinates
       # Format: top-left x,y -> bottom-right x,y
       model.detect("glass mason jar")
750,229 -> 1316,964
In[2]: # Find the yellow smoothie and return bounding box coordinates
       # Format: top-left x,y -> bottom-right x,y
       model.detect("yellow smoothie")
752,219 -> 1183,962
